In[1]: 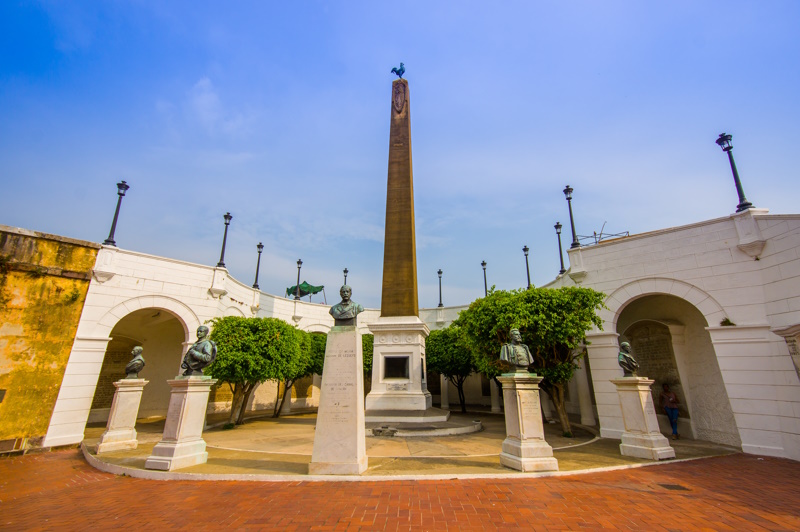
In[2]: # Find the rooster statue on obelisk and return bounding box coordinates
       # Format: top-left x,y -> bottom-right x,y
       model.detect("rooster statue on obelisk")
364,65 -> 449,423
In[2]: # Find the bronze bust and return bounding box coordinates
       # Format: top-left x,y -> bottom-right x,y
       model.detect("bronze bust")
329,285 -> 364,326
181,326 -> 217,376
618,341 -> 639,377
500,328 -> 534,372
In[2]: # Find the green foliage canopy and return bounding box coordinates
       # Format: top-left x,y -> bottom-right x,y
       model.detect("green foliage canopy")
426,326 -> 475,380
455,287 -> 605,380
207,316 -> 302,385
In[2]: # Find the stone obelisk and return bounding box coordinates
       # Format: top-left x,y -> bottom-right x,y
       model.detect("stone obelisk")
365,75 -> 447,423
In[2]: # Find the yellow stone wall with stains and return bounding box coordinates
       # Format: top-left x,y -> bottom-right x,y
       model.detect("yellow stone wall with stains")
0,227 -> 99,443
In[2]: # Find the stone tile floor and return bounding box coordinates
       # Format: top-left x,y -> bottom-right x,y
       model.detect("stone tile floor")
2,449 -> 799,530
81,413 -> 739,478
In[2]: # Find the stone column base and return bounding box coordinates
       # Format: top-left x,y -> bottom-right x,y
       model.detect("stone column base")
145,439 -> 208,471
145,376 -> 216,471
497,372 -> 558,473
620,432 -> 675,460
309,455 -> 368,475
500,439 -> 559,472
612,377 -> 675,461
97,378 -> 148,454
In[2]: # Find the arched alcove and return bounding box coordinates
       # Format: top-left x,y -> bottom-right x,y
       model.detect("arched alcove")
616,294 -> 741,448
89,308 -> 186,422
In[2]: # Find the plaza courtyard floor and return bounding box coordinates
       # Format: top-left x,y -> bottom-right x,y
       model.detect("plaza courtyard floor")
2,444 -> 799,530
78,412 -> 740,479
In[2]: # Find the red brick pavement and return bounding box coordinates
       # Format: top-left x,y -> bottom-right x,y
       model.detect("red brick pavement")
1,450 -> 799,531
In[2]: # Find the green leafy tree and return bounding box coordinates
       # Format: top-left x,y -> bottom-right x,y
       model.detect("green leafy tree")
426,325 -> 476,412
456,286 -> 605,436
207,316 -> 302,426
272,328 -> 326,417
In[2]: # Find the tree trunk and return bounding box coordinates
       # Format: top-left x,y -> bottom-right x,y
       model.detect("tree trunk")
273,379 -> 294,418
235,383 -> 256,425
228,384 -> 245,425
550,384 -> 572,436
452,376 -> 467,413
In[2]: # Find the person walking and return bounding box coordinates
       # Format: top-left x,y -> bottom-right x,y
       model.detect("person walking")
660,383 -> 680,440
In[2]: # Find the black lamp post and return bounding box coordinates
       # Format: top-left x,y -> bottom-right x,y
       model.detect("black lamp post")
522,245 -> 531,288
437,269 -> 444,307
555,222 -> 566,275
294,259 -> 303,300
252,242 -> 264,289
481,260 -> 488,296
103,180 -> 130,246
343,268 -> 349,285
716,133 -> 754,212
216,212 -> 233,268
563,185 -> 580,249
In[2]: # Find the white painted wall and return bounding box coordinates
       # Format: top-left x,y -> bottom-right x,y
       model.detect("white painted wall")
546,210 -> 800,461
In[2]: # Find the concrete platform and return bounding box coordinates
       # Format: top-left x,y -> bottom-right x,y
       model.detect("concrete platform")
364,407 -> 450,424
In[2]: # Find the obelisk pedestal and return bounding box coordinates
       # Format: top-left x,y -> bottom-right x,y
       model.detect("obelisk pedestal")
144,376 -> 216,471
309,326 -> 367,475
612,377 -> 675,460
498,373 -> 558,472
96,378 -> 148,453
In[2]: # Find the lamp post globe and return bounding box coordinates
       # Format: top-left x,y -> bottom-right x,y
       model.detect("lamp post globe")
343,267 -> 348,285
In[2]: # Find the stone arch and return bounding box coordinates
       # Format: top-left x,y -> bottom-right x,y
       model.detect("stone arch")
302,323 -> 331,334
613,291 -> 742,447
602,278 -> 726,331
95,295 -> 200,343
224,306 -> 246,317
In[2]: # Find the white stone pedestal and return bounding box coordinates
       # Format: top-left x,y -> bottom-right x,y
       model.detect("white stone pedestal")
97,378 -> 148,453
145,376 -> 216,471
497,373 -> 558,472
365,316 -> 447,422
612,377 -> 675,460
309,326 -> 367,475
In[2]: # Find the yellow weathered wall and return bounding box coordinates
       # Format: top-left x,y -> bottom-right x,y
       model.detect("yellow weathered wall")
0,226 -> 99,443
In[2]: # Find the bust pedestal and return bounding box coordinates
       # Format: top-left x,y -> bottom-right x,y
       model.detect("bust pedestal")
97,378 -> 148,453
612,377 -> 675,460
309,326 -> 367,475
497,373 -> 558,472
145,376 -> 216,471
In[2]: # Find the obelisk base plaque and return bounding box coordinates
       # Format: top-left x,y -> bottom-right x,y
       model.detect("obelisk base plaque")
612,377 -> 675,460
97,378 -> 148,453
309,326 -> 367,475
145,376 -> 216,471
498,373 -> 558,472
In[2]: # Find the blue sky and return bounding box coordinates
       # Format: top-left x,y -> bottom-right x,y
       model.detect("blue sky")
2,1 -> 799,309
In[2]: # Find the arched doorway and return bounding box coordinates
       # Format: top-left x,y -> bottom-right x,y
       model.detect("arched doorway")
616,294 -> 741,448
89,308 -> 186,422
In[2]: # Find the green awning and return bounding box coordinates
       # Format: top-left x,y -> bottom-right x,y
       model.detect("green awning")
286,281 -> 324,298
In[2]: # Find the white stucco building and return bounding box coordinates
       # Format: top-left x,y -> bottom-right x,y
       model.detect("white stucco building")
40,207 -> 800,462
